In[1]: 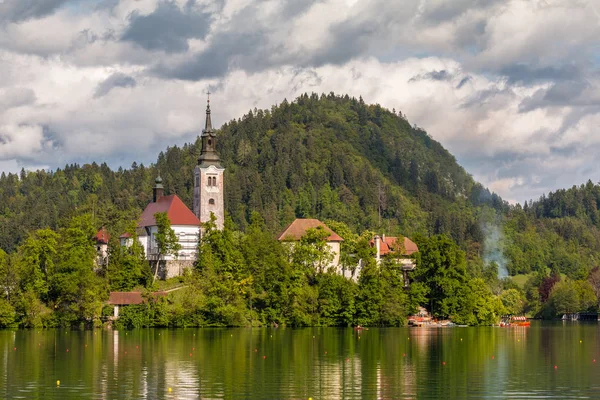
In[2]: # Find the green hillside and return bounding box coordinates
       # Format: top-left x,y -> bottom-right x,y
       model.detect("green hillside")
0,92 -> 599,326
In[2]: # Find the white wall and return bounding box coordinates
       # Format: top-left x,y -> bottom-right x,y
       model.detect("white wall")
194,164 -> 225,229
139,225 -> 200,261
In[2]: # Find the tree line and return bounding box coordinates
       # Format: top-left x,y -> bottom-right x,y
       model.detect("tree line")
1,93 -> 600,326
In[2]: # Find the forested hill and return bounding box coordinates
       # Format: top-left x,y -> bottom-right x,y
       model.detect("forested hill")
0,93 -> 503,252
3,92 -> 600,283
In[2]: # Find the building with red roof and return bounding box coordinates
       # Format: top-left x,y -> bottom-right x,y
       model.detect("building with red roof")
107,291 -> 168,317
277,218 -> 343,242
126,176 -> 201,279
370,234 -> 419,287
277,218 -> 343,274
93,227 -> 110,267
119,98 -> 223,279
369,235 -> 419,258
276,219 -> 419,284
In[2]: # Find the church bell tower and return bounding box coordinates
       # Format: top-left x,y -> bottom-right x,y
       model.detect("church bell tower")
193,94 -> 225,229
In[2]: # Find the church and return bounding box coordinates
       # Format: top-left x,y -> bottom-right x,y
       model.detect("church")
120,96 -> 418,281
120,97 -> 224,279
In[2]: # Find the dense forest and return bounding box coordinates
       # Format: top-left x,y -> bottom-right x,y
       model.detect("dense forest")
0,93 -> 599,327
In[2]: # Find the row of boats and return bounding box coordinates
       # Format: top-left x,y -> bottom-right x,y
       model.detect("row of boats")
499,316 -> 530,327
407,315 -> 530,327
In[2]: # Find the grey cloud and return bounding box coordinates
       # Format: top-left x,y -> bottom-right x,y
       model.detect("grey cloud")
0,0 -> 69,23
153,30 -> 265,80
460,87 -> 515,109
0,88 -> 36,109
121,1 -> 212,53
409,70 -> 452,82
280,0 -> 320,19
518,81 -> 599,113
419,0 -> 502,25
501,64 -> 582,85
94,73 -> 136,97
456,76 -> 471,89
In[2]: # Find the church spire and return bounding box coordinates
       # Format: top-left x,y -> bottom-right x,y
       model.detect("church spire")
198,92 -> 221,167
203,91 -> 213,134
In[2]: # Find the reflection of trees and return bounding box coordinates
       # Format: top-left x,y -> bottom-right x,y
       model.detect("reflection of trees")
3,326 -> 600,398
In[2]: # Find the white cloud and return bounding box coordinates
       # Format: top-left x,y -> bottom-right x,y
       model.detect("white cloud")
0,0 -> 599,204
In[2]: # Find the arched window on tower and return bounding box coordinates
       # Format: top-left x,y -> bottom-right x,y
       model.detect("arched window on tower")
209,198 -> 215,205
212,177 -> 217,186
207,177 -> 211,187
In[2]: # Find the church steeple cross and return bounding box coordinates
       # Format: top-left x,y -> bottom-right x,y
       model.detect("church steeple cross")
203,90 -> 213,133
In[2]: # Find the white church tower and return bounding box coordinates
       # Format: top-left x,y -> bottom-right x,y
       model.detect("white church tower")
193,95 -> 225,229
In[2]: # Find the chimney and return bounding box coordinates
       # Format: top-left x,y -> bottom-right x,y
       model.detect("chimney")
374,235 -> 381,264
153,175 -> 164,202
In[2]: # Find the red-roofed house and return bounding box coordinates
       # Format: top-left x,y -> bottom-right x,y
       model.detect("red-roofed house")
277,220 -> 419,284
93,227 -> 110,267
107,291 -> 168,317
119,98 -> 224,279
278,218 -> 343,273
370,234 -> 419,286
127,176 -> 201,279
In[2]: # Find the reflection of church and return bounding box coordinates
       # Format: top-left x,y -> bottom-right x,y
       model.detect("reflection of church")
118,97 -> 225,279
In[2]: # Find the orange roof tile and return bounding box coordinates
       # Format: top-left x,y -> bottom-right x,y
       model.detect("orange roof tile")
107,291 -> 168,305
277,218 -> 343,242
138,194 -> 200,227
93,227 -> 110,244
370,236 -> 419,256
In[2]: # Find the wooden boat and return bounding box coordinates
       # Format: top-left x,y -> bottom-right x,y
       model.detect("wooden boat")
500,316 -> 530,327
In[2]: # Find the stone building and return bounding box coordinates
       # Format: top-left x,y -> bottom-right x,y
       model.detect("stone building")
277,218 -> 344,272
134,178 -> 201,279
120,97 -> 224,279
193,96 -> 225,229
370,234 -> 419,286
93,227 -> 110,267
277,219 -> 419,283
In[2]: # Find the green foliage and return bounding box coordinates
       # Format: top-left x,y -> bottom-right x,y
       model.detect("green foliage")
107,224 -> 150,291
0,298 -> 16,328
501,288 -> 525,315
547,280 -> 598,317
413,235 -> 468,318
2,93 -> 600,325
49,214 -> 106,326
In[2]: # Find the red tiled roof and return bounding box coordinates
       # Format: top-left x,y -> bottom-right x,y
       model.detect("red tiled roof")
119,232 -> 132,239
370,236 -> 419,256
93,227 -> 110,244
138,194 -> 200,227
107,291 -> 168,305
277,218 -> 343,242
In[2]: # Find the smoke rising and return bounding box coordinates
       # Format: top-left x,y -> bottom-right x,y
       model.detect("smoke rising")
482,222 -> 509,278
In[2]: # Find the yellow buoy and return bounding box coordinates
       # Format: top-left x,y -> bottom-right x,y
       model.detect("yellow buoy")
168,387 -> 172,392
56,380 -> 60,386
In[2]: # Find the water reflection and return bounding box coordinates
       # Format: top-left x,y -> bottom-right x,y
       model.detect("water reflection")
1,323 -> 599,399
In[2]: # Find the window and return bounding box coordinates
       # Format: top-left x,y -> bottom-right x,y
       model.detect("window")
207,177 -> 211,187
209,198 -> 215,205
196,176 -> 199,186
208,139 -> 212,146
212,177 -> 217,186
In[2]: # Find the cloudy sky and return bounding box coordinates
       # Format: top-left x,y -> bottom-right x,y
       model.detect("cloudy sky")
0,0 -> 599,203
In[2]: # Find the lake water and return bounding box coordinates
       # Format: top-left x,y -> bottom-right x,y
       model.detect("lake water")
1,322 -> 600,399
